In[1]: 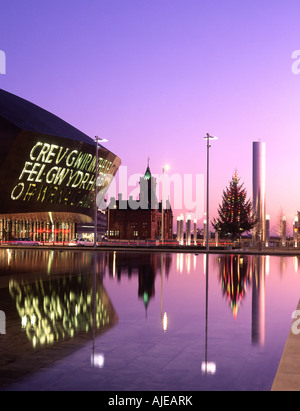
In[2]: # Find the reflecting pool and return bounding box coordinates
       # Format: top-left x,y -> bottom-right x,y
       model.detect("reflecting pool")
0,249 -> 300,391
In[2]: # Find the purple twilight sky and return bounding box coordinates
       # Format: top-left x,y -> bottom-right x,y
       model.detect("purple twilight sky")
1,0 -> 300,234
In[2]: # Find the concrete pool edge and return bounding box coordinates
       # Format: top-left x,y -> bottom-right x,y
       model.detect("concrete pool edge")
272,299 -> 300,391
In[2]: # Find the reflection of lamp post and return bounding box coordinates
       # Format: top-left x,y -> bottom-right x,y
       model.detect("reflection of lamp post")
204,133 -> 218,251
160,254 -> 168,332
163,312 -> 168,332
94,136 -> 108,248
161,165 -> 170,243
202,253 -> 216,375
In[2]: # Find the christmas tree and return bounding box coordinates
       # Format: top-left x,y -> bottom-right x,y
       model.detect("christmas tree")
212,171 -> 256,241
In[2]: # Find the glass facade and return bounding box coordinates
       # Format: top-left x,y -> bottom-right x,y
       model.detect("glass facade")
0,90 -> 121,242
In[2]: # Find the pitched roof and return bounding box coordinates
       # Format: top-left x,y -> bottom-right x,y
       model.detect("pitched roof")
144,158 -> 152,180
0,88 -> 100,146
144,165 -> 152,180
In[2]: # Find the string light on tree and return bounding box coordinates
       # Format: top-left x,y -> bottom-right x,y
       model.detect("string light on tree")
212,171 -> 256,242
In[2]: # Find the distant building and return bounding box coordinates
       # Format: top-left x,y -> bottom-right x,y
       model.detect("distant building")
108,162 -> 173,240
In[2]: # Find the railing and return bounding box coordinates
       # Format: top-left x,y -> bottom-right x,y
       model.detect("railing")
0,239 -> 234,248
0,239 -> 298,251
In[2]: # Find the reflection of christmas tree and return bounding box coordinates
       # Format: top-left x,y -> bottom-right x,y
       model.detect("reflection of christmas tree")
218,255 -> 251,319
213,171 -> 256,241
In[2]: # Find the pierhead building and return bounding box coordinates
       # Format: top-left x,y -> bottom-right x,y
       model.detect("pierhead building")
108,162 -> 173,241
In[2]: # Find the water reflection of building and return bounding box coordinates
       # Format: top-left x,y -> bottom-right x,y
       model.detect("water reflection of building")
107,252 -> 172,314
9,273 -> 117,348
251,256 -> 265,346
217,255 -> 251,319
176,253 -> 199,274
0,248 -> 95,278
0,250 -> 117,386
1,250 -> 116,348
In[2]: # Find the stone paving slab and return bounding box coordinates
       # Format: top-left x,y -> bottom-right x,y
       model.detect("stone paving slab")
272,300 -> 300,391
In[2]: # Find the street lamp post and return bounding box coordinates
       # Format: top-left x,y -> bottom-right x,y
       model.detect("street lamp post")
94,136 -> 108,248
94,136 -> 99,248
204,133 -> 218,251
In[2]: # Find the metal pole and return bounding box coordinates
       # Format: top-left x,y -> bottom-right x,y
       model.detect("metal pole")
94,136 -> 99,248
206,135 -> 210,251
161,167 -> 164,243
204,133 -> 218,251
